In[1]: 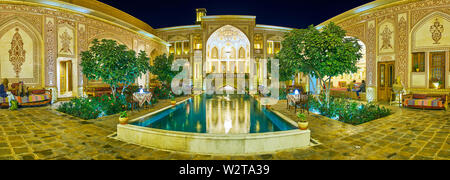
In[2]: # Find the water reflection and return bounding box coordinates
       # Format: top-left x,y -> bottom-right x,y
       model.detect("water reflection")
206,95 -> 250,134
134,94 -> 295,134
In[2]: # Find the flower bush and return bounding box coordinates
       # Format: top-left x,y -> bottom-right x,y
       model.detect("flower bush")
309,94 -> 392,125
153,84 -> 172,99
57,94 -> 130,120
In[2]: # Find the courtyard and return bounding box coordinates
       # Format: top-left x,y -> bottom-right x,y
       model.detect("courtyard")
0,98 -> 448,160
0,0 -> 449,162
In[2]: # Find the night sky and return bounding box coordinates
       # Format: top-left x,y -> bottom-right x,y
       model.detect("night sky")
98,0 -> 374,29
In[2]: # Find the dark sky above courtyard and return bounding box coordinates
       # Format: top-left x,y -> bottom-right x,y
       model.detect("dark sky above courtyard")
98,0 -> 374,29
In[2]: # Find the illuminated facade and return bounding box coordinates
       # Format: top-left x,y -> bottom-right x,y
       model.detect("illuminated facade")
321,0 -> 450,102
156,11 -> 293,92
1,0 -> 449,102
0,0 -> 167,100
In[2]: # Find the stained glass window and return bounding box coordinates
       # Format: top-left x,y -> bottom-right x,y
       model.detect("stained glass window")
429,52 -> 445,88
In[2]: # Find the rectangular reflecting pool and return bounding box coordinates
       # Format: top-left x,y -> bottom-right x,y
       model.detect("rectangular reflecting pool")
131,94 -> 297,134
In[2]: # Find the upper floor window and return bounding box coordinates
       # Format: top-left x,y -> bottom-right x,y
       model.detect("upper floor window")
183,41 -> 190,55
239,47 -> 246,59
176,42 -> 182,55
211,47 -> 218,59
169,41 -> 190,56
254,34 -> 263,50
169,43 -> 175,55
267,41 -> 274,55
274,42 -> 281,54
194,35 -> 202,50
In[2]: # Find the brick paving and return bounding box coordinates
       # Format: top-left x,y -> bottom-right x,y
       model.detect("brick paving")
0,98 -> 448,160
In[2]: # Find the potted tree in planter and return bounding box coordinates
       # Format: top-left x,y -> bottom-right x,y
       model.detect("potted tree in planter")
297,112 -> 309,130
119,111 -> 128,125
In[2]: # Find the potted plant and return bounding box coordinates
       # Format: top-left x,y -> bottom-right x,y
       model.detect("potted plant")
297,112 -> 309,130
431,78 -> 441,89
119,111 -> 128,125
414,64 -> 420,72
170,95 -> 176,106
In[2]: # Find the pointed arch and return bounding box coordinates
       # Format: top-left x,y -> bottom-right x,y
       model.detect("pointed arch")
211,46 -> 218,59
411,11 -> 450,51
239,47 -> 245,59
0,17 -> 43,86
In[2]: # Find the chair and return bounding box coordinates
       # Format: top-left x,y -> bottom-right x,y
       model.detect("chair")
287,92 -> 310,114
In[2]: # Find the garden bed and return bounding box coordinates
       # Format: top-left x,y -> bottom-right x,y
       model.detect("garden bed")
308,95 -> 392,125
57,87 -> 185,120
57,94 -> 131,120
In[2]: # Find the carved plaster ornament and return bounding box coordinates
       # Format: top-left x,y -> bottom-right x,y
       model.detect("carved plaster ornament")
380,26 -> 393,50
430,18 -> 444,44
59,30 -> 73,54
9,28 -> 26,78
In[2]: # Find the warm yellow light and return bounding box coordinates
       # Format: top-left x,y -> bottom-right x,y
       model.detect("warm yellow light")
195,43 -> 202,49
267,41 -> 274,55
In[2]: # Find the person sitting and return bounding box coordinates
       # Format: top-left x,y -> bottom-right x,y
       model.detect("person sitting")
17,81 -> 29,97
0,79 -> 8,98
356,80 -> 366,99
347,80 -> 356,92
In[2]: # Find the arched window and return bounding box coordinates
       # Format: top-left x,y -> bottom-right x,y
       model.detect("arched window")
211,47 -> 218,59
239,47 -> 245,59
230,47 -> 236,59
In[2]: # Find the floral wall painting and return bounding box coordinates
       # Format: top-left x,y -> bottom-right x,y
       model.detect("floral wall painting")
0,23 -> 36,80
8,28 -> 26,78
430,18 -> 444,44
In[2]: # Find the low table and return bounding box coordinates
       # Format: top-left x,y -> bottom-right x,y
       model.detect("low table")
133,92 -> 152,108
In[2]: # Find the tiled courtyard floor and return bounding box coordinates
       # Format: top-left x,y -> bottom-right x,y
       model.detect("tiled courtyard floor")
0,97 -> 448,160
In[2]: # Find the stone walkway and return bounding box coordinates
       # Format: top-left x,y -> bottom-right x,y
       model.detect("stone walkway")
0,98 -> 448,160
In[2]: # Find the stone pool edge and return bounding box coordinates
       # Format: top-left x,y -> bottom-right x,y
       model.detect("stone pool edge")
116,95 -> 311,155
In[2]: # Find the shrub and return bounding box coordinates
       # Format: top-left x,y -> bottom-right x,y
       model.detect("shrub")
57,94 -> 130,120
153,84 -> 172,99
279,87 -> 287,100
309,94 -> 392,125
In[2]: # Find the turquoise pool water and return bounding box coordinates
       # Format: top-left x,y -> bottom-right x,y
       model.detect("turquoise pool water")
131,94 -> 296,134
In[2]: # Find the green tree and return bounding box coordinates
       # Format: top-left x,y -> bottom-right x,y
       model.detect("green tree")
81,39 -> 151,98
278,22 -> 362,106
149,54 -> 181,87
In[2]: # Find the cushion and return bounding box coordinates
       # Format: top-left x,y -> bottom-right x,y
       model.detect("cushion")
0,97 -> 8,104
413,94 -> 427,99
15,93 -> 50,104
31,90 -> 46,95
406,98 -> 444,108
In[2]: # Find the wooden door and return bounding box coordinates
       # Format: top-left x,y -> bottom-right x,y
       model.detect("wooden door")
378,62 -> 395,102
67,61 -> 73,92
60,61 -> 66,93
429,52 -> 446,89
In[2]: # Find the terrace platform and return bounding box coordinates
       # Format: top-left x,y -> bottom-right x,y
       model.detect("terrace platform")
0,98 -> 448,160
